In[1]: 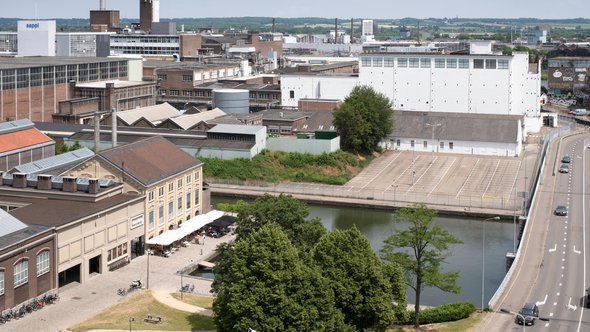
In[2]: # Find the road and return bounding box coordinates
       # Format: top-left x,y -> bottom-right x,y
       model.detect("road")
480,133 -> 590,331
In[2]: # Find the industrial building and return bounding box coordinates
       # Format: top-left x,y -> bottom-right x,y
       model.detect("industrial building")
0,119 -> 55,171
0,57 -> 132,122
547,56 -> 589,92
359,41 -> 542,133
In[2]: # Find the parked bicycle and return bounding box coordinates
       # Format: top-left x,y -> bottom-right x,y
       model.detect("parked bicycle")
117,288 -> 127,296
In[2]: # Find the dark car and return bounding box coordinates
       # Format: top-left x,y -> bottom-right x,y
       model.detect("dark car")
516,303 -> 539,326
554,205 -> 568,216
559,164 -> 570,173
562,155 -> 571,163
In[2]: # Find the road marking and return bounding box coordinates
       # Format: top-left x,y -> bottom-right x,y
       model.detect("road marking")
563,251 -> 566,254
536,294 -> 547,306
568,297 -> 578,311
560,283 -> 563,286
562,266 -> 565,269
554,302 -> 558,306
550,313 -> 554,317
574,246 -> 582,254
549,244 -> 557,252
557,292 -> 560,296
562,258 -> 566,262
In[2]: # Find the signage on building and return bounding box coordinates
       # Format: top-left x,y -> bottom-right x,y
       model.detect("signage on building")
25,23 -> 40,29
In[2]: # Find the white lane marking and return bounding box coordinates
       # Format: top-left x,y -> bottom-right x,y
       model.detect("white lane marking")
537,294 -> 548,306
562,266 -> 565,269
557,292 -> 561,296
554,302 -> 558,306
549,244 -> 557,252
550,313 -> 554,317
574,246 -> 582,254
560,283 -> 563,286
568,297 -> 578,311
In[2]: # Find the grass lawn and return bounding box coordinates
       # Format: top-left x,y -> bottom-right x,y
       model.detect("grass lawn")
69,290 -> 216,332
170,292 -> 214,310
388,312 -> 482,332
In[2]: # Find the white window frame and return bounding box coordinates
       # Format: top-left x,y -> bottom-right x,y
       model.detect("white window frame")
0,271 -> 4,295
158,204 -> 164,225
148,208 -> 155,231
36,251 -> 50,276
168,200 -> 174,220
14,260 -> 28,288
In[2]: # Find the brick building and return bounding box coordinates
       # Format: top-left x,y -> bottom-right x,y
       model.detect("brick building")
0,119 -> 55,171
0,57 -> 130,122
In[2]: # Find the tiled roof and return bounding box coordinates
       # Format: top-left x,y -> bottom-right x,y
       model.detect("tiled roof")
98,136 -> 202,187
168,108 -> 226,130
0,128 -> 53,154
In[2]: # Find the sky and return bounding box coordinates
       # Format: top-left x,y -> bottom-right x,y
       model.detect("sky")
2,0 -> 589,20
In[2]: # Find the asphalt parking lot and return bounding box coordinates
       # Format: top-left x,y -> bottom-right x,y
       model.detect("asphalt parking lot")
345,146 -> 537,211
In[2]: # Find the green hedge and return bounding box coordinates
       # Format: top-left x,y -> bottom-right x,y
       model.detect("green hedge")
404,302 -> 476,325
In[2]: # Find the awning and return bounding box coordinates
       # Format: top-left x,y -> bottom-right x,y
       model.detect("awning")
146,210 -> 225,246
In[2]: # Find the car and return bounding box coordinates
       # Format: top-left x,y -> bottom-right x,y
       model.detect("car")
562,155 -> 571,163
516,303 -> 539,326
554,205 -> 568,216
559,164 -> 570,173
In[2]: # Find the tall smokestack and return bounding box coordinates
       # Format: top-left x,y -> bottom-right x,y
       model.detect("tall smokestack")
111,108 -> 117,148
350,18 -> 354,44
272,18 -> 276,34
335,18 -> 338,44
99,0 -> 106,10
94,112 -> 100,153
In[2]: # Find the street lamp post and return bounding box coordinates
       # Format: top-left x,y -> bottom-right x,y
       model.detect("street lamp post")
482,216 -> 500,310
425,122 -> 442,163
129,317 -> 134,332
146,248 -> 150,289
412,144 -> 416,185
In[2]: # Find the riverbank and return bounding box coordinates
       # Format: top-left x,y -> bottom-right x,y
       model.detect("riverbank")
210,184 -> 520,218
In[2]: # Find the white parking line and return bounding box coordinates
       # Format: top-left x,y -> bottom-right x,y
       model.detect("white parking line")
481,160 -> 501,199
428,157 -> 456,196
456,159 -> 480,198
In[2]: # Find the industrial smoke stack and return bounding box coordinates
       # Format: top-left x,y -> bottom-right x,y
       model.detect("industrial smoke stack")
153,0 -> 160,23
272,18 -> 276,34
350,18 -> 354,43
99,0 -> 106,10
335,18 -> 338,44
111,108 -> 117,148
94,112 -> 100,153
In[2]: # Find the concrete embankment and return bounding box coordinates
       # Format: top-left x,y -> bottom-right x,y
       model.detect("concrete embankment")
211,185 -> 519,218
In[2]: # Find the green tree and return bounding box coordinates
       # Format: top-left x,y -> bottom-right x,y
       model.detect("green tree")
230,194 -> 326,251
55,140 -> 82,155
381,203 -> 462,328
333,85 -> 393,153
212,224 -> 347,332
313,227 -> 407,331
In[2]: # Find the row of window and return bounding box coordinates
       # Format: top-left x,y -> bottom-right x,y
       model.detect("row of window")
148,174 -> 198,202
148,188 -> 200,231
0,61 -> 129,91
361,57 -> 509,70
1,251 -> 50,295
398,139 -> 455,150
107,243 -> 128,262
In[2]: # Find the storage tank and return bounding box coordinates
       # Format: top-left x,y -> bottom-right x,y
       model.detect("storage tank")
213,89 -> 250,114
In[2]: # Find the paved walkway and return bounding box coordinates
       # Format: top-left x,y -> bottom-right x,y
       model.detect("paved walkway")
151,289 -> 213,316
2,234 -> 234,332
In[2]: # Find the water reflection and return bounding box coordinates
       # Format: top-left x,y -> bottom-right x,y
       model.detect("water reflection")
213,196 -> 513,307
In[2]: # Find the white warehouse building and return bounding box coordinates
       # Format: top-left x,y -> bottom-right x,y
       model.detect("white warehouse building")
358,42 -> 542,133
281,73 -> 359,108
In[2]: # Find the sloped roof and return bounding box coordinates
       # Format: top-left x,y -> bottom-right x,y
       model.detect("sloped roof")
391,111 -> 522,143
117,103 -> 180,126
208,124 -> 265,135
0,119 -> 34,134
0,208 -> 27,237
97,136 -> 202,187
168,108 -> 226,130
0,127 -> 54,155
11,147 -> 94,174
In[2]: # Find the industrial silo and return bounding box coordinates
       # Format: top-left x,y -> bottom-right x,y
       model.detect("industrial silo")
213,89 -> 249,114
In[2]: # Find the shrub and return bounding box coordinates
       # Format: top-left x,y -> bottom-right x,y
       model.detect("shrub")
404,302 -> 476,325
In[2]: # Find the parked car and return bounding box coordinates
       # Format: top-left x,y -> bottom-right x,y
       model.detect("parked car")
559,164 -> 570,173
516,303 -> 539,326
554,205 -> 568,216
562,155 -> 571,163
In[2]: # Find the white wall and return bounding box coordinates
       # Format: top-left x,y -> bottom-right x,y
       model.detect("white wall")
17,20 -> 56,57
358,53 -> 541,134
266,137 -> 340,154
281,75 -> 358,107
391,137 -> 521,157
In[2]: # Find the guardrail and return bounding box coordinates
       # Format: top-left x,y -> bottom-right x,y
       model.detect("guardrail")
488,121 -> 574,309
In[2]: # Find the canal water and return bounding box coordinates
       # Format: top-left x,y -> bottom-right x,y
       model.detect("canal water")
213,196 -> 514,307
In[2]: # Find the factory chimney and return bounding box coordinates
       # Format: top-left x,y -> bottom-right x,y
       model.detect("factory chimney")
272,18 -> 276,34
334,18 -> 338,44
99,0 -> 106,10
111,108 -> 117,148
94,112 -> 101,153
350,18 -> 354,43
